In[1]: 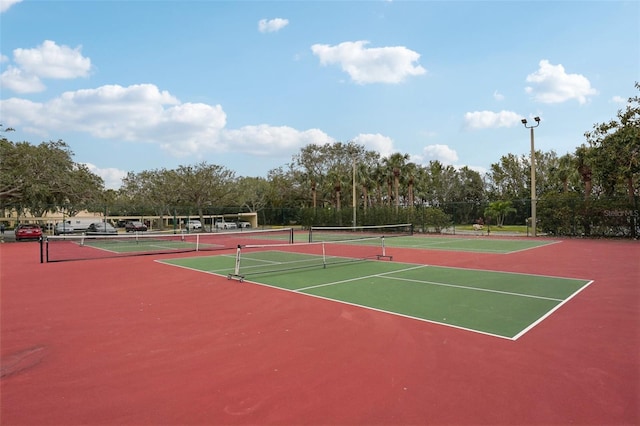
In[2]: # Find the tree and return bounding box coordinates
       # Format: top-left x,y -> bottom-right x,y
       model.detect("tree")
551,153 -> 579,194
584,82 -> 640,201
0,138 -> 104,219
455,166 -> 486,223
118,168 -> 181,227
236,176 -> 270,212
174,162 -> 236,223
383,152 -> 410,211
574,145 -> 594,200
486,153 -> 529,201
484,200 -> 517,228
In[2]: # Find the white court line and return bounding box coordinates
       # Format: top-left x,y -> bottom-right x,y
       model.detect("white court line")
157,254 -> 593,341
297,265 -> 564,302
505,239 -> 563,254
381,275 -> 564,302
512,279 -> 595,340
296,291 -> 513,341
295,265 -> 429,292
399,237 -> 561,254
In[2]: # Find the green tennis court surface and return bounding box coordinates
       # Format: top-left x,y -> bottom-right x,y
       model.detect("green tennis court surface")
299,233 -> 557,254
82,238 -> 203,252
159,252 -> 591,340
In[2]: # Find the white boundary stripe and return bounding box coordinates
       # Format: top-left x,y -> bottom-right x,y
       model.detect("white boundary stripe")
295,265 -> 428,292
505,239 -> 563,254
396,237 -> 561,254
159,258 -> 511,341
156,254 -> 593,341
380,275 -> 564,302
296,291 -> 514,340
155,256 -> 236,276
511,279 -> 595,340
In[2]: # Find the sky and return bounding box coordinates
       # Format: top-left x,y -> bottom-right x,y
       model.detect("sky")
1,0 -> 638,189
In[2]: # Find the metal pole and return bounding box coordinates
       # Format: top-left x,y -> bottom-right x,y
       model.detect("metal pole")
530,126 -> 537,237
352,156 -> 357,229
522,117 -> 540,237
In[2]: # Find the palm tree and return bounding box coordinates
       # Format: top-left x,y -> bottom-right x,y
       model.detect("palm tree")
484,200 -> 517,228
404,162 -> 419,208
575,146 -> 593,200
326,169 -> 344,211
356,161 -> 373,211
371,162 -> 388,207
384,153 -> 410,211
555,153 -> 575,193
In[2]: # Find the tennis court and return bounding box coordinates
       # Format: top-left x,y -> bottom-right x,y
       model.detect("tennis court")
2,231 -> 638,425
43,228 -> 294,262
305,224 -> 558,253
381,235 -> 557,253
159,244 -> 591,340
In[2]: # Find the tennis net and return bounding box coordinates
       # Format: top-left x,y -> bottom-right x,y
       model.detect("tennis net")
43,228 -> 294,262
228,236 -> 391,281
309,223 -> 413,243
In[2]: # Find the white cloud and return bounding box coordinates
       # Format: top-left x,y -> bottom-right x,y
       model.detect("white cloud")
1,40 -> 92,93
493,90 -> 505,101
464,110 -> 522,129
419,144 -> 459,164
352,133 -> 395,158
311,40 -> 426,84
258,18 -> 289,33
611,95 -> 626,104
14,40 -> 91,79
525,59 -> 597,104
0,83 -> 336,159
0,66 -> 46,93
219,125 -> 333,156
84,163 -> 127,190
0,0 -> 22,13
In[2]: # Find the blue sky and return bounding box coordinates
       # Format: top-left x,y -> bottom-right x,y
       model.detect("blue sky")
1,0 -> 638,189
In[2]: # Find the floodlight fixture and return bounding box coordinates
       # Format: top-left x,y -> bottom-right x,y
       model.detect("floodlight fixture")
522,115 -> 542,236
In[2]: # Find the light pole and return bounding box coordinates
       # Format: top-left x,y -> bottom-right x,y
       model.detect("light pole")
521,116 -> 541,237
352,155 -> 357,229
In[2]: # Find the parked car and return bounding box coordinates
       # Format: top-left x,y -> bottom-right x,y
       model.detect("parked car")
86,222 -> 118,235
68,218 -> 105,232
54,222 -> 75,235
125,221 -> 147,232
237,221 -> 251,228
15,224 -> 43,241
215,220 -> 236,230
186,220 -> 202,230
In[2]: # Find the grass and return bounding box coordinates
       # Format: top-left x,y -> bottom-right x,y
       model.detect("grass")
455,224 -> 532,234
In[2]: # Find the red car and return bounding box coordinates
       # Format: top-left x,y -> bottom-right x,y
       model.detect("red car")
14,224 -> 43,241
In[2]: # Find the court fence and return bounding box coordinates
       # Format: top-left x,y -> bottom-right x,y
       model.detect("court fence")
9,194 -> 640,240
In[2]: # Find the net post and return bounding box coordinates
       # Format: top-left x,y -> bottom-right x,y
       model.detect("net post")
227,244 -> 245,282
39,236 -> 44,263
289,227 -> 294,244
322,242 -> 326,268
196,234 -> 200,251
376,236 -> 393,261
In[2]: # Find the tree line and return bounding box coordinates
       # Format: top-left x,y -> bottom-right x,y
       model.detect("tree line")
1,83 -> 638,237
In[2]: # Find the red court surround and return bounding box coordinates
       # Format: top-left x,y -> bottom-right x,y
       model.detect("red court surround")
1,237 -> 638,425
